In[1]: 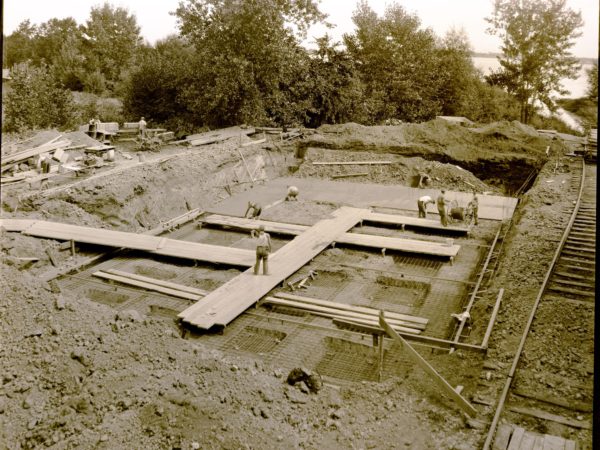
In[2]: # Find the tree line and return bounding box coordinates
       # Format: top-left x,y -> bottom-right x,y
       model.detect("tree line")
2,0 -> 593,134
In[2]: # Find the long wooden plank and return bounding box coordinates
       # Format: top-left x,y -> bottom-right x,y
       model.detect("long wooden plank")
93,271 -> 201,301
104,269 -> 209,296
332,318 -> 486,353
263,297 -> 423,333
204,214 -> 460,257
364,211 -> 471,234
507,427 -> 525,450
329,315 -> 422,335
273,292 -> 428,325
312,160 -> 392,165
378,311 -> 478,417
179,207 -> 365,329
508,405 -> 591,429
10,219 -> 256,266
2,140 -> 71,165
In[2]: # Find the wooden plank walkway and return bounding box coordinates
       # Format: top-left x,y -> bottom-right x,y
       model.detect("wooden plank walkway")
493,424 -> 579,450
179,207 -> 365,329
203,214 -> 460,258
0,219 -> 255,266
363,211 -> 471,234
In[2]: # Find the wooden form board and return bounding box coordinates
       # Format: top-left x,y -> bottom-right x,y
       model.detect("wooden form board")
495,425 -> 578,450
203,214 -> 460,258
2,139 -> 71,166
1,219 -> 255,266
364,211 -> 471,234
312,160 -> 392,166
378,312 -> 477,417
179,207 -> 365,329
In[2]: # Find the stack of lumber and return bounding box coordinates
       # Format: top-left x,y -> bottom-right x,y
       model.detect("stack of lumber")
264,292 -> 428,335
180,126 -> 256,146
1,136 -> 71,171
92,269 -> 208,300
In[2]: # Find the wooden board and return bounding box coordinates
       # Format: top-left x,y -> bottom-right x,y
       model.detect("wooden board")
273,292 -> 428,325
104,269 -> 208,296
2,218 -> 256,266
93,271 -> 201,301
508,405 -> 591,429
179,207 -> 365,329
263,297 -> 423,334
1,140 -> 71,166
364,211 -> 471,234
203,214 -> 460,258
312,160 -> 392,165
378,312 -> 478,417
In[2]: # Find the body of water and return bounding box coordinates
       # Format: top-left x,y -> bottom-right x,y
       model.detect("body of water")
472,56 -> 593,99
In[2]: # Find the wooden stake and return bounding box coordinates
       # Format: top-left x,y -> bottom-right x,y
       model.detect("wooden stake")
378,333 -> 385,382
378,311 -> 477,417
70,240 -> 75,255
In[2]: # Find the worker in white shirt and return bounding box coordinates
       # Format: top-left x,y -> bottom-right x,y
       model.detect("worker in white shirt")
252,225 -> 272,275
417,194 -> 435,218
139,117 -> 147,139
285,185 -> 299,201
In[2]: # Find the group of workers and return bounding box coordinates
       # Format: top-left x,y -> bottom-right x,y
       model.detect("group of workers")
418,190 -> 479,226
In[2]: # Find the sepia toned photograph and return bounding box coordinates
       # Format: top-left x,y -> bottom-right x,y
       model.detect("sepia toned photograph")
1,1 -> 597,448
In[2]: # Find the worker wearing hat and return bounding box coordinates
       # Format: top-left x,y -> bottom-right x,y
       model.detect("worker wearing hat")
285,185 -> 299,201
253,225 -> 271,275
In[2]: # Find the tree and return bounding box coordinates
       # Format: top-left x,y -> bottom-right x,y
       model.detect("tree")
172,0 -> 325,127
344,1 -> 442,123
585,63 -> 598,101
3,63 -> 74,132
486,0 -> 583,123
33,18 -> 82,65
3,20 -> 38,67
82,2 -> 142,91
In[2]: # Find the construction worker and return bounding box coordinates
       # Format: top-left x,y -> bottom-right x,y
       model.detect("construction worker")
468,192 -> 479,225
245,201 -> 262,219
253,225 -> 271,275
139,117 -> 147,139
436,189 -> 448,226
285,185 -> 299,201
417,194 -> 435,218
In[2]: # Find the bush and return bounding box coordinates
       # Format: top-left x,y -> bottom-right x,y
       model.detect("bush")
3,62 -> 75,132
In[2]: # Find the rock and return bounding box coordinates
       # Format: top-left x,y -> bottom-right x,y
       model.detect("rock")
70,348 -> 89,367
0,397 -> 5,414
191,443 -> 200,450
230,365 -> 238,372
55,296 -> 66,310
260,408 -> 269,419
27,418 -> 37,430
99,434 -> 109,442
116,309 -> 143,323
286,367 -> 322,393
258,389 -> 273,403
466,418 -> 486,430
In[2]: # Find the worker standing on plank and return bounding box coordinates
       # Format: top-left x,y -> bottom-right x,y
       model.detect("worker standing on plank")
253,225 -> 271,275
245,201 -> 262,219
468,192 -> 479,225
139,117 -> 147,139
436,189 -> 448,226
285,185 -> 299,201
417,194 -> 435,218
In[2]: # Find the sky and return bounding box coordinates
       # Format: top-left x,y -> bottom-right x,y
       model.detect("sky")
3,0 -> 599,58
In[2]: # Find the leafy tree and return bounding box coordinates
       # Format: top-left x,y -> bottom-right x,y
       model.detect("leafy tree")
50,33 -> 87,90
3,63 -> 74,132
33,18 -> 82,65
486,0 -> 583,123
344,1 -> 442,123
303,35 -> 367,127
82,2 -> 142,91
172,0 -> 325,127
3,20 -> 38,67
585,63 -> 598,101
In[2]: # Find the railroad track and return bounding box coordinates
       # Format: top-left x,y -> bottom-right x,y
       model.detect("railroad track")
484,160 -> 595,450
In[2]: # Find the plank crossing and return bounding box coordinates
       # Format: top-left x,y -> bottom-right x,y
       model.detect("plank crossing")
363,211 -> 471,234
179,207 -> 365,329
203,214 -> 460,258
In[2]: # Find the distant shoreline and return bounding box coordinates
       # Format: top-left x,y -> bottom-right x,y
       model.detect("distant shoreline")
471,52 -> 597,65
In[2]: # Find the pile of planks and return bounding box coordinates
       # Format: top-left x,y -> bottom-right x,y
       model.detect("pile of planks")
176,126 -> 256,147
92,269 -> 208,301
263,292 -> 427,335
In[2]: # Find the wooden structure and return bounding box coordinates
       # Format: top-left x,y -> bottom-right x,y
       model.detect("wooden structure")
363,211 -> 471,234
178,207 -> 365,329
0,219 -> 255,267
379,312 -> 477,417
203,214 -> 461,258
493,424 -> 578,450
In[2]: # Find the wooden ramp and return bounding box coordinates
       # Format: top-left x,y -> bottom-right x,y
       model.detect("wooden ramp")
203,214 -> 460,258
493,424 -> 578,450
179,207 -> 365,329
0,219 -> 255,267
363,211 -> 471,234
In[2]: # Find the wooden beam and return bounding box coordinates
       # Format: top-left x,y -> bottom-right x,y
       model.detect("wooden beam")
93,271 -> 202,301
332,318 -> 486,353
104,269 -> 209,296
273,292 -> 428,326
508,405 -> 591,429
331,172 -> 369,179
312,161 -> 392,166
378,311 -> 478,417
